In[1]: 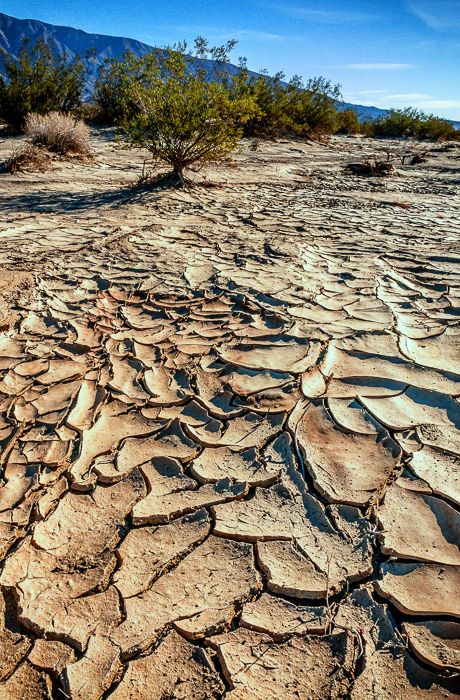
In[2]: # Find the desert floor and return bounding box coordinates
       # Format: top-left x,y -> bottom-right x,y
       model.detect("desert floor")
0,131 -> 459,699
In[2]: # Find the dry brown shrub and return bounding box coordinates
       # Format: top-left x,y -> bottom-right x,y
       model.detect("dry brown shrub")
24,111 -> 91,156
345,160 -> 395,177
1,143 -> 51,174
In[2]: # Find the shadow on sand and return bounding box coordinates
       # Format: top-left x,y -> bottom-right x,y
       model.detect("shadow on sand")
0,184 -> 162,214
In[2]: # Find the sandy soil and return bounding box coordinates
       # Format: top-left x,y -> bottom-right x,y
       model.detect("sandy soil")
0,130 -> 459,698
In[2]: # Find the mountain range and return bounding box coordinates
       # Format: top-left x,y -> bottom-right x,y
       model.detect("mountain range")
0,12 -> 449,124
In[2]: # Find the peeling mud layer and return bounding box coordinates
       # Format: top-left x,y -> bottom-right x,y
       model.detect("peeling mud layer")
0,131 -> 459,698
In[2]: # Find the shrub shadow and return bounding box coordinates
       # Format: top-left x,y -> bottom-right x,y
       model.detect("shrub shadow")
0,184 -> 161,214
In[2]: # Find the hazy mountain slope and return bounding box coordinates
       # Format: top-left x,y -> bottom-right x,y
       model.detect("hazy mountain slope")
0,12 -> 154,67
3,11 -> 451,125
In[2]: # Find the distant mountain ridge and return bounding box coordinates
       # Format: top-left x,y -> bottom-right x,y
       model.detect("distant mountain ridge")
1,12 -> 457,126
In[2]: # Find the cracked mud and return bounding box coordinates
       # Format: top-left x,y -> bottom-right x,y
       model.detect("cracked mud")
0,132 -> 459,698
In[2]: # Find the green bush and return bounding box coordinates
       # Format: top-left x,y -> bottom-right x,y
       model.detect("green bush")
0,38 -> 89,131
238,71 -> 342,139
365,108 -> 459,141
288,76 -> 342,136
92,52 -> 145,125
92,41 -> 343,142
335,108 -> 362,134
113,40 -> 256,185
237,69 -> 290,137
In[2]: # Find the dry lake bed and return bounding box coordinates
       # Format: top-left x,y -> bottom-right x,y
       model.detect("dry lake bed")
0,130 -> 459,698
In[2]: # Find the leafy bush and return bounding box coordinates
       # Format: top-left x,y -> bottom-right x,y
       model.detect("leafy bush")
25,112 -> 91,155
236,69 -> 342,139
93,53 -> 142,125
335,108 -> 362,134
365,108 -> 459,141
288,76 -> 342,136
0,38 -> 88,131
415,115 -> 459,140
112,40 -> 256,185
237,69 -> 290,138
1,143 -> 51,173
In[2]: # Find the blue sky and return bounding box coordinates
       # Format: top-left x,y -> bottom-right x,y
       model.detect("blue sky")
3,0 -> 459,118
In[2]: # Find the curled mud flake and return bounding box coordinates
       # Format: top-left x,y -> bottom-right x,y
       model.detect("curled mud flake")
0,461 -> 39,512
256,540 -> 331,599
192,411 -> 285,449
403,620 -> 460,672
68,401 -> 161,489
322,343 -> 460,395
227,368 -> 292,396
14,358 -> 49,378
138,456 -> 197,494
32,468 -> 146,559
31,380 -> 81,418
219,337 -> 322,373
133,476 -> 247,525
0,661 -> 53,699
0,590 -> 32,682
108,355 -> 150,403
238,383 -> 301,413
66,379 -> 107,431
119,419 -> 199,469
400,329 -> 460,375
109,630 -> 224,700
112,536 -> 261,657
409,446 -> 460,506
206,628 -> 353,700
190,446 -> 280,486
0,516 -> 19,555
301,366 -> 327,398
36,476 -> 68,518
290,400 -> 401,506
29,639 -> 76,674
62,635 -> 121,700
377,483 -> 460,566
360,387 -> 460,431
240,593 -> 327,639
335,588 -> 460,699
68,319 -> 101,348
144,364 -> 193,405
195,368 -> 244,419
114,509 -> 211,597
375,562 -> 460,617
327,398 -> 383,435
35,359 -> 89,385
416,424 -> 460,457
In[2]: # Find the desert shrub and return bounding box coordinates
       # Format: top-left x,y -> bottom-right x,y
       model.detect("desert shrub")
1,143 -> 51,173
335,108 -> 362,134
92,52 -> 145,125
239,69 -> 290,138
368,108 -> 421,137
365,108 -> 459,141
415,114 -> 459,140
288,76 -> 342,137
25,112 -> 91,155
240,71 -> 342,139
114,39 -> 256,185
0,38 -> 89,131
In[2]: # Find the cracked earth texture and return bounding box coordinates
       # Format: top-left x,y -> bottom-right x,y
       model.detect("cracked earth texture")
0,131 -> 459,699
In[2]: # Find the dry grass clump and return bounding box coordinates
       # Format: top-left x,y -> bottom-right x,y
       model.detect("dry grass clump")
25,112 -> 91,156
1,143 -> 51,174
